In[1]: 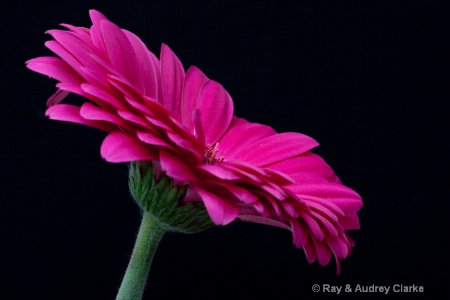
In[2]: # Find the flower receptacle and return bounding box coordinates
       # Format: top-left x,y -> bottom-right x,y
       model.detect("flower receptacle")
129,161 -> 213,233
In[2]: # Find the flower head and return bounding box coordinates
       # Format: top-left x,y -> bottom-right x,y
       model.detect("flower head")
26,10 -> 362,273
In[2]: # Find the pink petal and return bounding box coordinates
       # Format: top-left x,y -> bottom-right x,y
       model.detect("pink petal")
284,172 -> 329,185
309,211 -> 339,238
328,236 -> 349,259
181,66 -> 209,130
290,219 -> 308,248
123,30 -> 159,98
288,182 -> 362,213
26,56 -> 82,84
81,83 -> 127,110
300,195 -> 345,217
263,168 -> 296,185
235,132 -> 319,167
237,214 -> 290,230
46,89 -> 70,107
117,110 -> 153,131
198,164 -> 241,180
76,60 -> 112,88
159,149 -> 197,181
88,10 -> 109,55
109,78 -> 153,114
60,24 -> 92,44
208,180 -> 258,204
280,200 -> 301,217
45,104 -> 117,132
191,186 -> 240,225
259,182 -> 286,200
100,132 -> 157,162
100,20 -> 139,86
165,129 -> 201,159
346,234 -> 355,247
223,184 -> 258,204
251,190 -> 285,218
136,131 -> 171,148
46,30 -> 97,71
109,78 -> 178,132
45,40 -> 83,73
160,44 -> 185,120
89,22 -> 107,56
167,116 -> 200,155
79,102 -> 131,131
334,256 -> 342,275
303,238 -> 317,264
55,82 -> 86,97
192,109 -> 205,145
299,212 -> 324,241
314,239 -> 332,266
44,33 -> 99,82
268,152 -> 341,183
221,161 -> 265,183
89,9 -> 108,24
196,80 -> 234,145
301,200 -> 340,222
338,212 -> 361,230
218,122 -> 276,160
109,70 -> 195,154
228,116 -> 249,129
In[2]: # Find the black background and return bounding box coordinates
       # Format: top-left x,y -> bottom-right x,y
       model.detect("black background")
2,1 -> 449,299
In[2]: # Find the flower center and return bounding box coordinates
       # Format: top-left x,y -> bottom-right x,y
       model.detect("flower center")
204,143 -> 224,165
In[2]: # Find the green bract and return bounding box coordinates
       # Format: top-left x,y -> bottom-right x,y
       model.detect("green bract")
129,161 -> 213,233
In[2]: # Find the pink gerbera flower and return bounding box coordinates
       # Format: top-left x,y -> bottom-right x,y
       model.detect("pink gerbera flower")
26,10 -> 362,274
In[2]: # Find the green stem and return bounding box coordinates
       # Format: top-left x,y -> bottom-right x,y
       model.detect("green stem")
116,211 -> 166,300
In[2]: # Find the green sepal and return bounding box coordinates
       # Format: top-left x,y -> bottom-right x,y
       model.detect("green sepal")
128,161 -> 214,233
